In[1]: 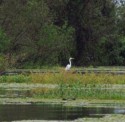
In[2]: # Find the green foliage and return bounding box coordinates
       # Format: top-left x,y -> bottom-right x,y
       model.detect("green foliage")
0,0 -> 125,67
0,55 -> 7,71
37,22 -> 75,65
0,28 -> 10,53
0,75 -> 31,83
96,36 -> 124,65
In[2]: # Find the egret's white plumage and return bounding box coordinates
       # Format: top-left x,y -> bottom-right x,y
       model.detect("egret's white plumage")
65,58 -> 74,71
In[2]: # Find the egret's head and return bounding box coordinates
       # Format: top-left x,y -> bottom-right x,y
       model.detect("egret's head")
69,57 -> 74,60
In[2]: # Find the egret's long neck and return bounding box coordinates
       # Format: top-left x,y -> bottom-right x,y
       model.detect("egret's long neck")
69,59 -> 71,66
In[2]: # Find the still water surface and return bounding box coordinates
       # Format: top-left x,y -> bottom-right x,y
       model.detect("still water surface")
0,103 -> 125,121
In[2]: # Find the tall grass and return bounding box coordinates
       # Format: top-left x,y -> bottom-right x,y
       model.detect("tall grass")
30,72 -> 125,84
29,72 -> 125,99
1,72 -> 125,84
31,84 -> 125,100
0,75 -> 31,83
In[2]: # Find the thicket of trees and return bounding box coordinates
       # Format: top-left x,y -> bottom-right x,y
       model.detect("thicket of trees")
0,0 -> 125,68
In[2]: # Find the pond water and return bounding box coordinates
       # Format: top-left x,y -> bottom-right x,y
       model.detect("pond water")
1,85 -> 125,121
0,103 -> 125,121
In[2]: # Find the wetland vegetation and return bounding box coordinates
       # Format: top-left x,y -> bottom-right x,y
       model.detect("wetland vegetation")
1,70 -> 125,100
1,69 -> 125,122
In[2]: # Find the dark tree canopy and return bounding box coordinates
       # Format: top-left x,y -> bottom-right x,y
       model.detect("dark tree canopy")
0,0 -> 125,68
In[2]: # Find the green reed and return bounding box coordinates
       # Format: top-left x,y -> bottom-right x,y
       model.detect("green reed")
31,82 -> 125,100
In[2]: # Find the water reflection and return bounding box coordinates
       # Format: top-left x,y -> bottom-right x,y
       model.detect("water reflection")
0,103 -> 124,121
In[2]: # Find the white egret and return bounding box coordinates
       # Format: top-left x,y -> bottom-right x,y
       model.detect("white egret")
65,58 -> 74,71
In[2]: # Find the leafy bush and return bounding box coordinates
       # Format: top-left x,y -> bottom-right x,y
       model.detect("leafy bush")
22,22 -> 75,67
97,36 -> 124,65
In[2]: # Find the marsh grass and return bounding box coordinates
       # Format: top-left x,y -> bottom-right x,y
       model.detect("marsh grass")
31,88 -> 60,98
1,72 -> 125,99
30,72 -> 125,84
30,72 -> 125,100
31,85 -> 125,100
0,75 -> 31,83
1,71 -> 125,84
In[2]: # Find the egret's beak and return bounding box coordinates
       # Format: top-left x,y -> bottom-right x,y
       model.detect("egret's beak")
71,58 -> 74,59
